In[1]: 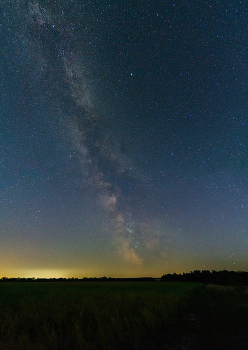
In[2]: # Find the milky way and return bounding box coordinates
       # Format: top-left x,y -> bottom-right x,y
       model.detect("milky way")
25,0 -> 146,265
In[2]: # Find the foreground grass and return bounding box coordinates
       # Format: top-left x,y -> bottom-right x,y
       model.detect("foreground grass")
1,282 -> 247,349
144,283 -> 248,349
191,284 -> 248,349
0,281 -> 198,350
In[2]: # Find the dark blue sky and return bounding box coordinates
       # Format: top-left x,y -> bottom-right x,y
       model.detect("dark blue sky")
0,0 -> 247,277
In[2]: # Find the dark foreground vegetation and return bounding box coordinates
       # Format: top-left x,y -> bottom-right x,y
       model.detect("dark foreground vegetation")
0,281 -> 247,350
0,281 -> 196,349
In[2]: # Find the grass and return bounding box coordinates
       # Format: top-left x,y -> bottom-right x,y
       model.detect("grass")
191,284 -> 248,349
0,282 -> 247,349
0,281 -> 198,350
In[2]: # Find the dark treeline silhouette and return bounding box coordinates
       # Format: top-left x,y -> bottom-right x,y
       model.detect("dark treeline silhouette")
161,270 -> 248,286
0,277 -> 156,282
1,271 -> 248,285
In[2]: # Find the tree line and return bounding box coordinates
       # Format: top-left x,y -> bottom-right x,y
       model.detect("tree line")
161,269 -> 248,286
0,277 -> 156,282
1,270 -> 248,286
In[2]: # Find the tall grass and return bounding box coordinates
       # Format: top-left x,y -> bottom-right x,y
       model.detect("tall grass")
184,284 -> 248,350
0,282 -> 198,350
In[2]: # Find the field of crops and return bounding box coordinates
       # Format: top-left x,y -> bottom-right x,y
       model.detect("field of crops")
0,281 -> 247,349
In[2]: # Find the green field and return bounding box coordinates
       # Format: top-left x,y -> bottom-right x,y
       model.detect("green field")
0,282 -> 247,349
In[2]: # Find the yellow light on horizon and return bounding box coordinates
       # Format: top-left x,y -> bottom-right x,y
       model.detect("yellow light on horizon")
6,269 -> 70,279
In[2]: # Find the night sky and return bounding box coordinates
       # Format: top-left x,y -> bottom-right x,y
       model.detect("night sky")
1,0 -> 248,278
